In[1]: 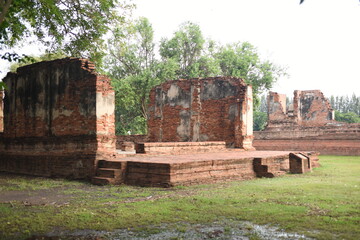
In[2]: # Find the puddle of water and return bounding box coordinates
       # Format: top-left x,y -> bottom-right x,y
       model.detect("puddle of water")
28,219 -> 312,240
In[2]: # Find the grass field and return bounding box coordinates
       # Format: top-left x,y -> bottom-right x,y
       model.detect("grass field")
0,155 -> 359,239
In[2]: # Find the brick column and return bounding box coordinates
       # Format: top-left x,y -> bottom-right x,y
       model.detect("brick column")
235,85 -> 254,150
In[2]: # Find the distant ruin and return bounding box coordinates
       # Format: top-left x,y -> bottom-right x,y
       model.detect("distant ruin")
0,58 -> 317,186
254,90 -> 360,155
267,90 -> 335,128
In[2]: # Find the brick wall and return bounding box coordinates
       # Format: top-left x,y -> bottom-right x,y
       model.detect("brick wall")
147,77 -> 254,149
0,58 -> 116,179
267,90 -> 335,129
253,139 -> 360,156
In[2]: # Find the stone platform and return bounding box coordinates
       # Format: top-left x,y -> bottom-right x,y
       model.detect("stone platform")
92,150 -> 318,187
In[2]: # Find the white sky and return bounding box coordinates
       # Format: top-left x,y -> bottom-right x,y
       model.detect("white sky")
134,0 -> 360,98
1,0 -> 359,98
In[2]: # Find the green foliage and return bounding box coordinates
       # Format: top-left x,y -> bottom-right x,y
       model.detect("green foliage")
106,20 -> 286,133
335,111 -> 360,123
253,111 -> 267,131
106,18 -> 163,134
253,95 -> 268,131
330,94 -> 360,115
160,21 -> 206,78
0,0 -> 133,64
215,42 -> 286,96
330,94 -> 360,123
0,81 -> 5,90
9,52 -> 66,72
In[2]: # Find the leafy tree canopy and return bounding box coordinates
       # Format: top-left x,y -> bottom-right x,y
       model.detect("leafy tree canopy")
335,111 -> 360,123
215,42 -> 287,97
105,19 -> 287,134
0,0 -> 133,64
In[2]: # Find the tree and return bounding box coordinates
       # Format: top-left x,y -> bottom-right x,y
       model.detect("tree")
335,111 -> 360,123
105,20 -> 287,134
253,94 -> 268,131
253,111 -> 268,131
9,52 -> 66,72
106,17 -> 166,134
0,0 -> 133,64
159,22 -> 221,79
330,94 -> 360,115
215,42 -> 286,98
330,94 -> 360,123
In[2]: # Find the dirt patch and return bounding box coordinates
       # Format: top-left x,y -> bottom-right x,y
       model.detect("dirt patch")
0,189 -> 74,206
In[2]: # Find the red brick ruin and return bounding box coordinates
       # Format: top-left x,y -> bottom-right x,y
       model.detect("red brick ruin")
0,59 -> 318,186
0,58 -> 116,179
254,90 -> 360,155
147,77 -> 254,149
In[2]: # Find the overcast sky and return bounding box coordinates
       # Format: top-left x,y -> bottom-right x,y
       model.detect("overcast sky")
1,0 -> 359,98
134,0 -> 360,98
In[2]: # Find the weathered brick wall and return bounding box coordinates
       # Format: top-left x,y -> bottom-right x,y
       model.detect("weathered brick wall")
0,90 -> 3,132
147,77 -> 254,149
267,90 -> 335,129
0,58 -> 116,179
267,91 -> 297,128
296,90 -> 335,126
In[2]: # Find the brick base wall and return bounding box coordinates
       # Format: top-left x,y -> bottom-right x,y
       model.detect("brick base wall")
116,135 -> 148,149
253,139 -> 360,156
0,154 -> 96,179
0,135 -> 112,179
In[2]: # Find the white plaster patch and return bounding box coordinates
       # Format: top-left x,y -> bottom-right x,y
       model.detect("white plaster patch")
245,86 -> 253,135
96,92 -> 115,117
167,84 -> 180,100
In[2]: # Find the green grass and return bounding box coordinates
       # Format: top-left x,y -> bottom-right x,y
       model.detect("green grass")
0,155 -> 359,239
0,174 -> 85,191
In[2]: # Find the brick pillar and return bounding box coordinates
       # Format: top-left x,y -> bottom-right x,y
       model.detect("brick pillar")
293,90 -> 301,123
267,91 -> 287,122
235,85 -> 254,150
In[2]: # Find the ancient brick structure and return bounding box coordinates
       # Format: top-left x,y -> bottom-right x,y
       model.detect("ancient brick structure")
0,62 -> 317,186
0,58 -> 116,179
147,77 -> 254,149
267,90 -> 335,129
289,153 -> 312,174
254,90 -> 360,155
0,90 -> 3,132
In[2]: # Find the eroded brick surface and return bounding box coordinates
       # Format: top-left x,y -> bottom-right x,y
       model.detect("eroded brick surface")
147,77 -> 254,149
267,90 -> 335,129
0,58 -> 116,179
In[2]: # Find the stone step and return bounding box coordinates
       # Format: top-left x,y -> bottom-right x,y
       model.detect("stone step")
98,160 -> 123,169
91,176 -> 122,185
96,168 -> 123,178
